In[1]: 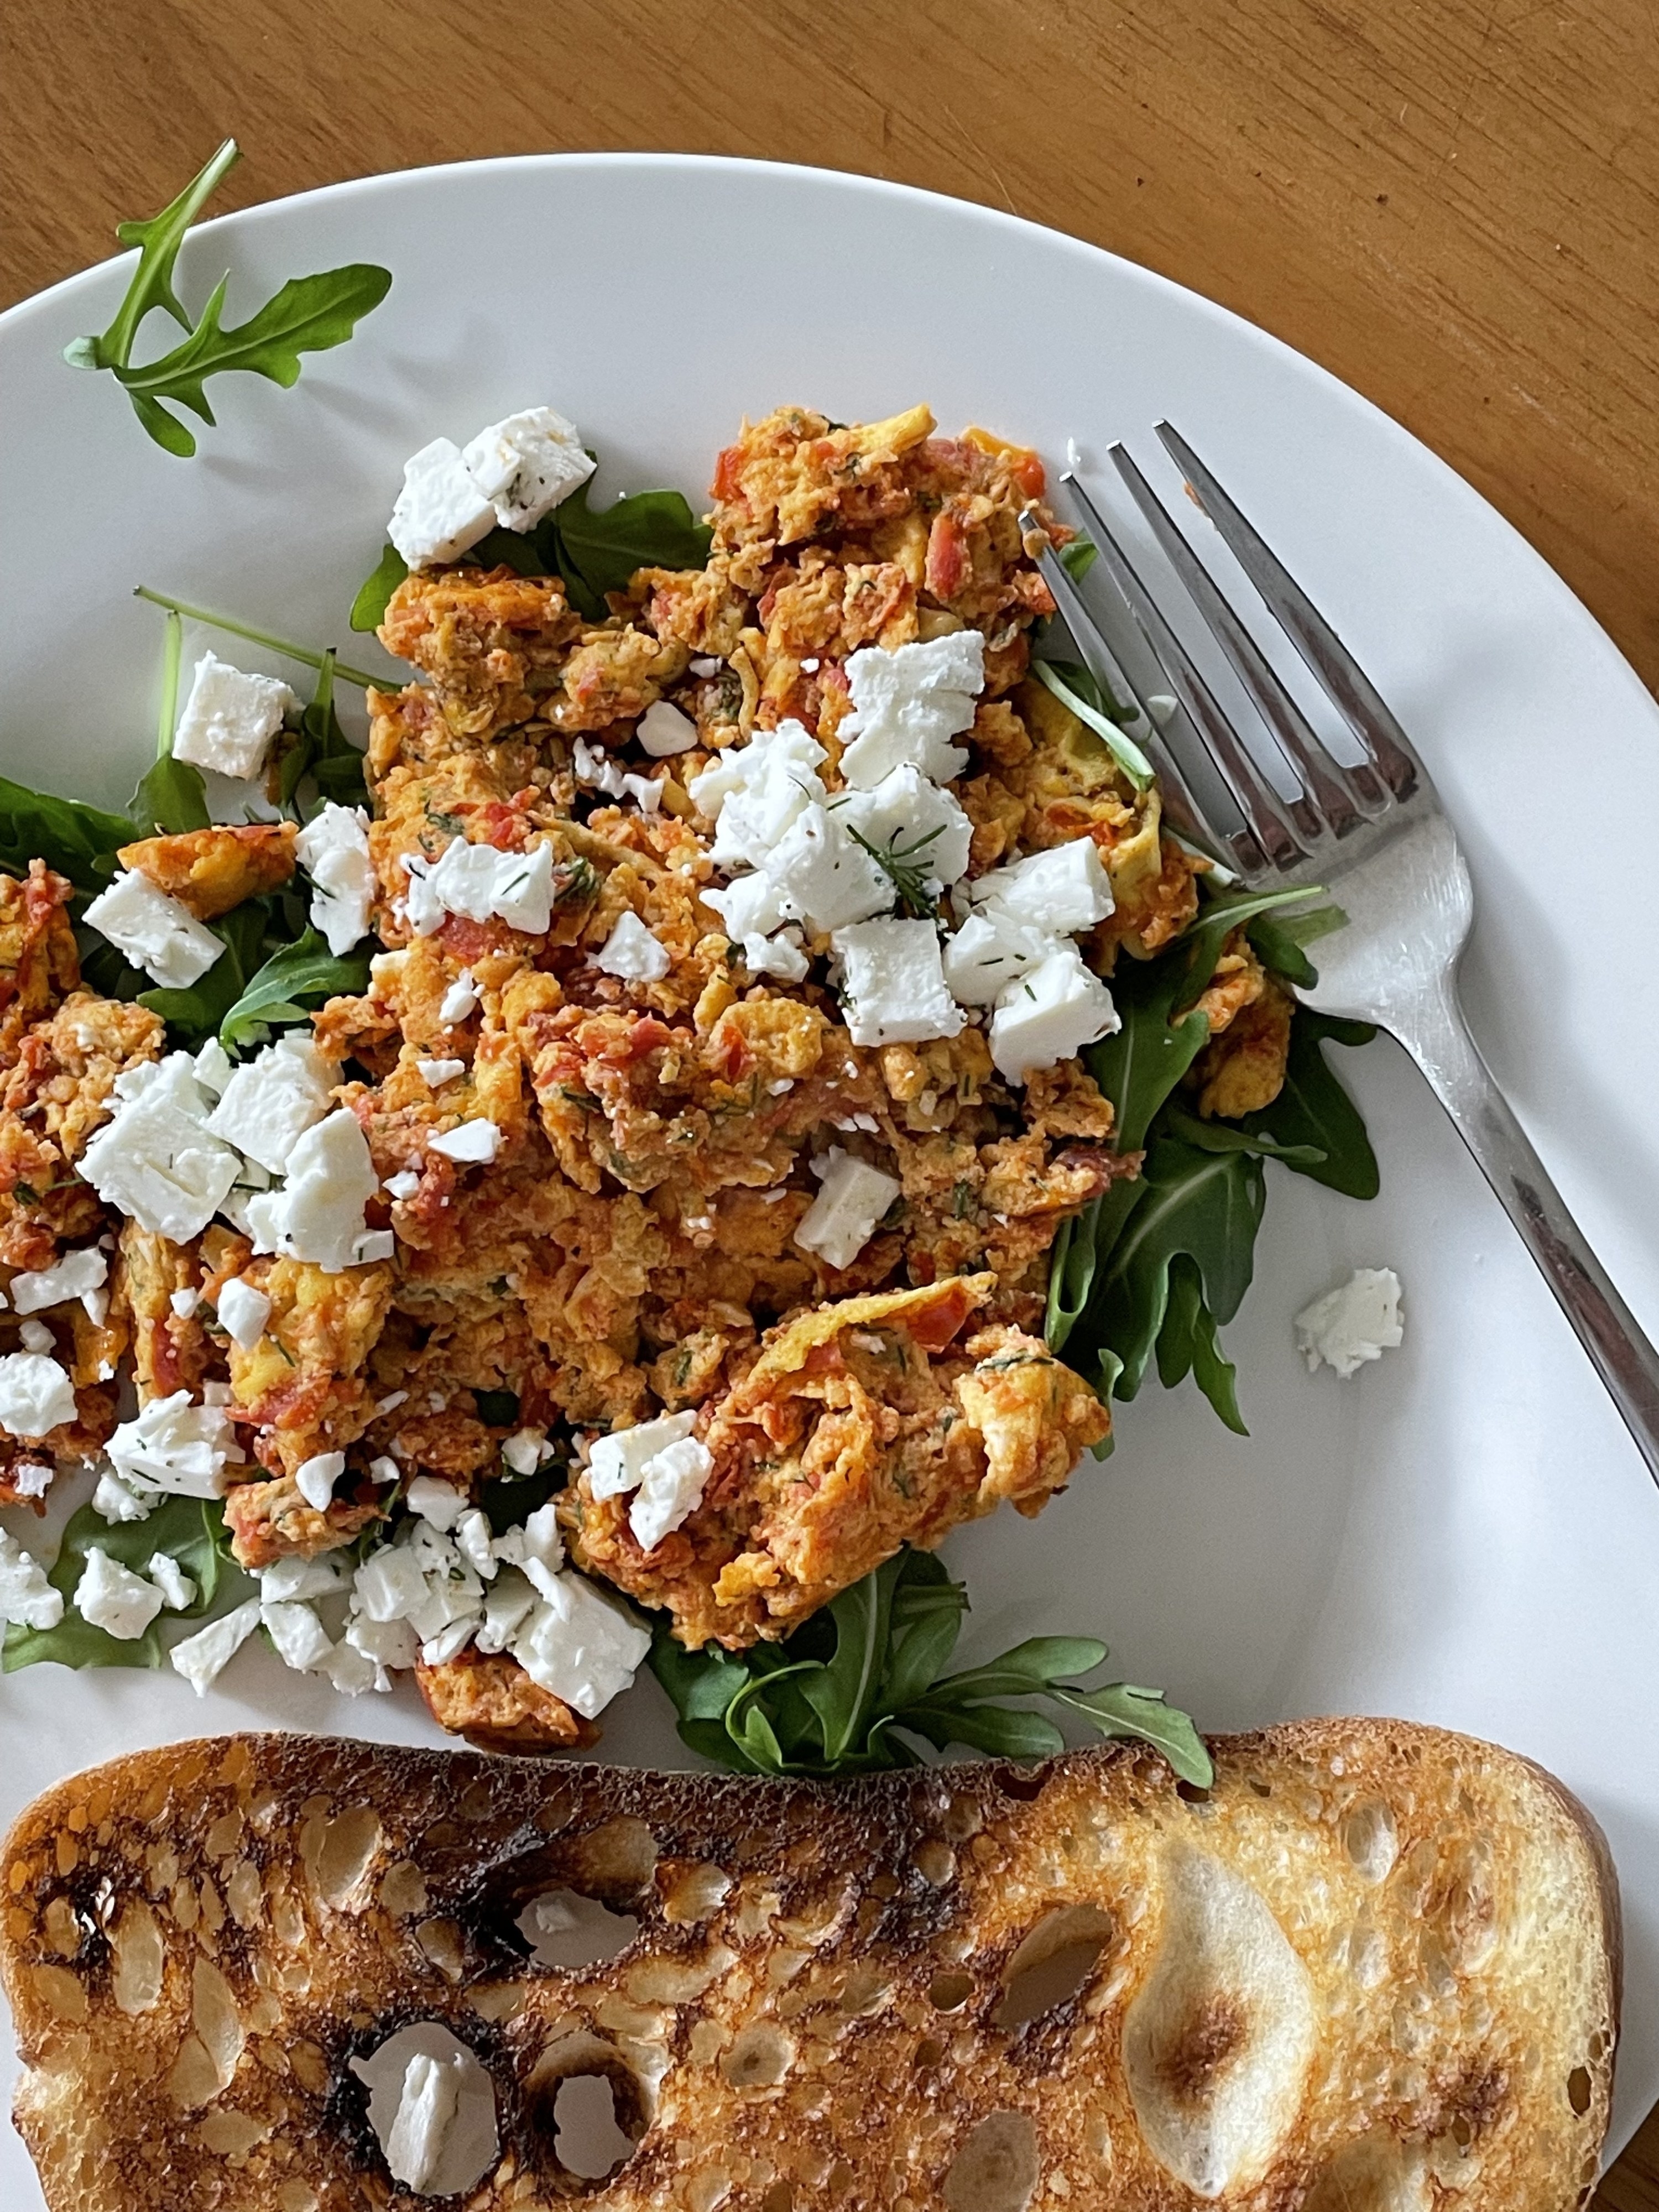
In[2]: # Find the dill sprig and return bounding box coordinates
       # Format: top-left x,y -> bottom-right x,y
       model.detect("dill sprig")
846,821 -> 947,917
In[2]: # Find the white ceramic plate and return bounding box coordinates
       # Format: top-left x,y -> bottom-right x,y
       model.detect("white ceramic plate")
2,155 -> 1657,2193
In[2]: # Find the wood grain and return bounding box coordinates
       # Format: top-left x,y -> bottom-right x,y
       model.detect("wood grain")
0,1 -> 1656,2198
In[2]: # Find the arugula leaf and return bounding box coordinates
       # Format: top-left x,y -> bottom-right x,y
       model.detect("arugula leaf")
278,651 -> 368,813
1058,536 -> 1098,582
1242,1010 -> 1380,1198
539,483 -> 713,619
65,139 -> 243,375
1246,901 -> 1347,989
135,587 -> 383,691
3,1495 -> 252,1674
1159,1098 -> 1324,1168
350,543 -> 409,632
1155,1254 -> 1246,1433
0,780 -> 134,896
1029,657 -> 1154,791
1172,884 -> 1332,1013
130,756 -> 211,837
218,927 -> 372,1055
649,1548 -> 1212,1786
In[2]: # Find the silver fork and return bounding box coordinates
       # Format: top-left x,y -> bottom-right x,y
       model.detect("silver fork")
1022,426 -> 1659,1488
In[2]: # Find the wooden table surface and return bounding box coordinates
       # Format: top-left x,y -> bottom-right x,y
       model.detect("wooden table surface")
2,0 -> 1657,2198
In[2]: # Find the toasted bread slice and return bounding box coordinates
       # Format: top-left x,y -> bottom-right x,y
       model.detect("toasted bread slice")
0,1720 -> 1617,2210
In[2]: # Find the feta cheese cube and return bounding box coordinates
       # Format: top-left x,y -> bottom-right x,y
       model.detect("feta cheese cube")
146,1552 -> 197,1610
453,1509 -> 498,1580
429,1119 -> 500,1166
508,1572 -> 651,1718
942,909 -> 1055,1005
171,651 -> 299,780
79,1055 -> 242,1242
75,1548 -> 164,1640
839,632 -> 985,788
1294,1267 -> 1405,1379
246,1108 -> 379,1273
594,911 -> 670,984
741,930 -> 810,983
439,969 -> 479,1026
294,1450 -> 345,1510
637,699 -> 698,756
500,1429 -> 546,1475
838,764 -> 973,886
355,1230 -> 397,1263
326,1639 -> 384,1695
495,1500 -> 564,1576
688,717 -> 827,828
792,1147 -> 903,1271
9,1246 -> 108,1316
354,1546 -> 433,1625
294,802 -> 374,956
406,1475 -> 467,1531
420,1615 -> 479,1666
170,1597 -> 261,1694
404,841 -> 555,937
193,1039 -> 233,1097
385,1170 -> 421,1201
476,1566 -> 538,1653
0,1530 -> 63,1631
82,871 -> 223,990
769,804 -> 894,935
206,1035 -> 340,1177
416,1057 -> 465,1088
0,1351 -> 78,1439
92,1467 -> 152,1523
629,1434 -> 714,1552
987,944 -> 1120,1084
262,1598 -> 335,1672
260,1552 -> 349,1604
170,1287 -> 201,1318
461,406 -> 594,530
215,1276 -> 271,1351
107,1389 -> 244,1497
831,917 -> 965,1047
588,1410 -> 698,1499
702,869 -> 791,943
346,1610 -> 421,1671
387,437 -> 497,568
972,838 -> 1115,936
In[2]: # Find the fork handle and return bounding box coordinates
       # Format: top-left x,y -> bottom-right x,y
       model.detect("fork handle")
1397,983 -> 1659,1487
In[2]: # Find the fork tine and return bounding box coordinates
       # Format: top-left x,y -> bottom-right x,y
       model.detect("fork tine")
1042,504 -> 1312,873
1093,450 -> 1389,830
1154,423 -> 1421,800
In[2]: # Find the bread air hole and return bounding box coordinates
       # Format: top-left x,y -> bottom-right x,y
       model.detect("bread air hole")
942,2110 -> 1041,2212
349,2022 -> 499,2198
1568,2065 -> 1593,2116
552,2072 -> 640,2180
526,2031 -> 651,2186
517,1888 -> 640,1969
993,1904 -> 1113,2030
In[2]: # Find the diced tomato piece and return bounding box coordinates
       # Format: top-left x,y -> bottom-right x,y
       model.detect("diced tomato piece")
1015,450 -> 1047,499
712,445 -> 745,502
906,1279 -> 979,1354
925,512 -> 969,601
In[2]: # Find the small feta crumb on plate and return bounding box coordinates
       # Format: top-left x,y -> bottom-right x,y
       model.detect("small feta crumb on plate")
74,1549 -> 164,1641
170,1598 -> 262,1695
1295,1268 -> 1405,1379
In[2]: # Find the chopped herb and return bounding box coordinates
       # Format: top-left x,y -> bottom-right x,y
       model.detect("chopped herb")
845,821 -> 947,918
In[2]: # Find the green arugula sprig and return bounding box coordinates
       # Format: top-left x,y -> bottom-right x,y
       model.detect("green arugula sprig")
217,927 -> 372,1055
66,140 -> 392,458
2,1496 -> 253,1674
650,1547 -> 1212,1786
135,587 -> 383,692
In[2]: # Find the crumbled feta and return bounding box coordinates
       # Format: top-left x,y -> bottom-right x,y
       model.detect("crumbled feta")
18,1321 -> 53,1355
637,699 -> 698,756
345,1610 -> 420,1672
146,1552 -> 197,1610
429,1119 -> 500,1166
416,1057 -> 465,1088
702,868 -> 790,943
260,1552 -> 349,1604
439,970 -> 479,1025
170,1598 -> 261,1695
294,1450 -> 345,1510
0,1352 -> 78,1439
356,1229 -> 397,1263
10,1246 -> 108,1316
831,917 -> 965,1047
404,840 -> 555,937
987,944 -> 1120,1084
972,839 -> 1115,936
1295,1268 -> 1405,1379
262,1598 -> 335,1672
461,406 -> 594,530
388,437 -> 497,568
453,1509 -> 498,1580
169,1286 -> 201,1319
354,1546 -> 433,1625
941,909 -> 1054,1006
75,1548 -> 164,1641
107,1389 -> 244,1497
295,802 -> 374,956
245,1108 -> 379,1272
326,1639 -> 384,1695
476,1566 -> 538,1653
501,1428 -> 547,1475
9,1462 -> 50,1498
420,1615 -> 478,1666
793,1148 -> 903,1270
595,911 -> 670,984
92,1467 -> 152,1524
493,1500 -> 564,1579
0,1529 -> 63,1631
741,930 -> 810,983
588,1410 -> 698,1499
385,1170 -> 421,1201
838,632 -> 985,788
194,1037 -> 233,1094
171,651 -> 299,780
509,1572 -> 651,1718
837,764 -> 974,886
81,871 -> 223,991
629,1433 -> 714,1552
573,735 -> 663,813
767,802 -> 896,935
215,1276 -> 271,1350
79,1053 -> 242,1241
406,1475 -> 466,1531
689,718 -> 827,862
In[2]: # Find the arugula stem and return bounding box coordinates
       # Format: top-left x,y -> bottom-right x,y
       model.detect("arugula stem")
134,587 -> 383,690
156,608 -> 183,760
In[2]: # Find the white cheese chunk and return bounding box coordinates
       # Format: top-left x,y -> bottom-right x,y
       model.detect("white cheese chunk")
9,1246 -> 108,1316
838,632 -> 985,788
942,909 -> 1055,1006
702,868 -> 790,943
416,1057 -> 465,1088
629,1434 -> 714,1552
170,1287 -> 201,1319
171,651 -> 299,780
460,406 -> 594,530
388,437 -> 497,568
637,699 -> 698,756
385,1170 -> 421,1201
82,871 -> 222,990
573,737 -> 662,813
588,1410 -> 698,1499
476,1566 -> 539,1654
146,1552 -> 197,1610
346,1609 -> 421,1672
215,1275 -> 271,1350
501,1428 -> 547,1475
793,1147 -> 903,1271
406,1475 -> 467,1531
262,1598 -> 335,1672
79,1053 -> 242,1243
972,838 -> 1115,935
439,969 -> 479,1025
18,1321 -> 53,1355
193,1038 -> 233,1095
92,1467 -> 153,1523
295,802 -> 374,955
356,1229 -> 397,1263
170,1597 -> 261,1695
107,1390 -> 244,1497
508,1572 -> 651,1718
838,764 -> 974,886
688,716 -> 827,830
354,1547 -> 433,1625
741,930 -> 810,983
429,1119 -> 500,1166
294,1450 -> 345,1510
768,803 -> 895,935
245,1108 -> 379,1272
385,2049 -> 466,2193
75,1548 -> 164,1641
0,1351 -> 78,1439
405,840 -> 555,937
493,1501 -> 564,1579
1294,1268 -> 1405,1379
595,910 -> 670,984
326,1639 -> 385,1695
987,943 -> 1120,1084
453,1509 -> 499,1581
260,1553 -> 349,1604
0,1529 -> 63,1630
831,917 -> 966,1047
